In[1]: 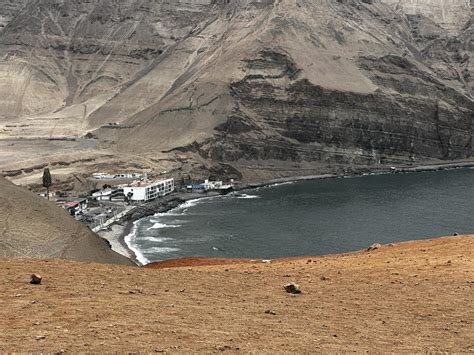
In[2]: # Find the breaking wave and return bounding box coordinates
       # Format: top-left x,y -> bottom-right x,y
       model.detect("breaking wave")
141,236 -> 173,243
236,194 -> 259,199
147,223 -> 181,230
124,221 -> 150,265
145,247 -> 181,254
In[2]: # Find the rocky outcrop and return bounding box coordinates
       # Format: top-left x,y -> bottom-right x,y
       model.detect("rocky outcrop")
192,50 -> 472,171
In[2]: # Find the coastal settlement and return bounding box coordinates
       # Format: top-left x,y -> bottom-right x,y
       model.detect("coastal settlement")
39,171 -> 235,233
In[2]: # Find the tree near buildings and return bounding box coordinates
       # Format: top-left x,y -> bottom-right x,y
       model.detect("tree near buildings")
42,168 -> 52,200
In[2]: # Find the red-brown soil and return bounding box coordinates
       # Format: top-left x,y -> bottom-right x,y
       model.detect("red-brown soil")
146,257 -> 262,268
1,235 -> 473,353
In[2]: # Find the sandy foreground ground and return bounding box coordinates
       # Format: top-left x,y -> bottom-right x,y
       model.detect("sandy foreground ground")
0,236 -> 473,353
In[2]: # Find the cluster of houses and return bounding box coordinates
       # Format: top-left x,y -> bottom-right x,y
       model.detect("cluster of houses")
57,198 -> 89,216
53,171 -> 235,221
55,177 -> 175,218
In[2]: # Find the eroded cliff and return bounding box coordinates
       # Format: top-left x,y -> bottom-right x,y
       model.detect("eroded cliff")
0,0 -> 472,182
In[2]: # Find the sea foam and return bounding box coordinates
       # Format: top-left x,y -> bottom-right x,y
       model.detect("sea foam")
146,246 -> 180,254
124,221 -> 150,265
236,194 -> 260,199
147,222 -> 181,231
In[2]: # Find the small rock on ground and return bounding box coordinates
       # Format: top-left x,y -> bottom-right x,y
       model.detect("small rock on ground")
367,243 -> 382,252
30,274 -> 42,285
283,282 -> 301,294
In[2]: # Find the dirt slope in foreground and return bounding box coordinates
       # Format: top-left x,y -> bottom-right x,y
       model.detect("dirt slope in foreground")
0,177 -> 133,265
1,235 -> 473,353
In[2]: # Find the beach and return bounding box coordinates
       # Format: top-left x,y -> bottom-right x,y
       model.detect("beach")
98,192 -> 224,265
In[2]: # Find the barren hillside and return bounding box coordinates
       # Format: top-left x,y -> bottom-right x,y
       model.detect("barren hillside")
0,0 -> 472,184
0,235 -> 472,352
0,176 -> 133,265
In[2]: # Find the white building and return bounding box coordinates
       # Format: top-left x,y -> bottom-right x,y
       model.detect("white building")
123,178 -> 175,203
92,172 -> 144,180
92,173 -> 115,180
114,173 -> 143,180
187,179 -> 233,192
92,189 -> 113,201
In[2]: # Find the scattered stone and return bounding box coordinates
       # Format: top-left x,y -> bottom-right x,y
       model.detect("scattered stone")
35,335 -> 46,341
453,232 -> 459,236
262,259 -> 272,263
14,293 -> 23,297
320,276 -> 330,281
283,282 -> 301,294
367,243 -> 382,252
30,274 -> 42,285
265,309 -> 277,315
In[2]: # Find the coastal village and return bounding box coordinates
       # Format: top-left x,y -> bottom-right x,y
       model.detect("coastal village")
40,170 -> 235,233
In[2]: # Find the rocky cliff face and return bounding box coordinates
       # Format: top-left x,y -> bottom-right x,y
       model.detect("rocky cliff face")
0,0 -> 472,181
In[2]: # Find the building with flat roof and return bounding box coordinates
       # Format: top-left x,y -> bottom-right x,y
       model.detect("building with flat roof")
123,178 -> 174,203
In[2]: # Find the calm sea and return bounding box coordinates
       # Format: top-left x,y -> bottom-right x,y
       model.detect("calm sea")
125,168 -> 474,264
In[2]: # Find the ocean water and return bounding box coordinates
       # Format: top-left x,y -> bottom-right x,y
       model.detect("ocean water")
125,168 -> 474,264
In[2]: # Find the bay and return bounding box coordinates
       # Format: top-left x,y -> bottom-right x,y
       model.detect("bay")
126,168 -> 474,264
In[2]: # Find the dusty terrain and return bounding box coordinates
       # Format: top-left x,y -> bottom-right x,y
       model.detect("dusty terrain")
0,0 -> 472,188
0,176 -> 133,265
1,235 -> 472,353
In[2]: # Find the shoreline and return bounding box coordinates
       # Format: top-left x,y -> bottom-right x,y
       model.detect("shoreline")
98,160 -> 474,265
99,192 -> 224,265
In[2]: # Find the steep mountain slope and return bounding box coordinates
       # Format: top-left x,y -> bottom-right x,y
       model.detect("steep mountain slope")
0,176 -> 134,265
0,0 -> 472,182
